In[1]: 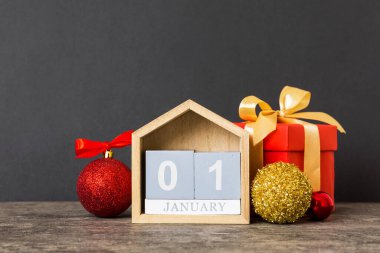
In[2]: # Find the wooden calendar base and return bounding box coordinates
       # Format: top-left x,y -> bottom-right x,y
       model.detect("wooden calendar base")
145,199 -> 241,215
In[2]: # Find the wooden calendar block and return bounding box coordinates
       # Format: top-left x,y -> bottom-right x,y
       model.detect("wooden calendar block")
194,152 -> 240,200
146,150 -> 194,199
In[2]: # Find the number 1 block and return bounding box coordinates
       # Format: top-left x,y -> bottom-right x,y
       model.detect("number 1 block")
194,152 -> 240,200
146,151 -> 194,199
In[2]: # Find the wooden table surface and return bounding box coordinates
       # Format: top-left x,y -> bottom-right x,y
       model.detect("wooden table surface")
0,202 -> 379,252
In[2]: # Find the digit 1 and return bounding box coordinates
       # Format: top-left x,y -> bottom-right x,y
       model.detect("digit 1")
209,160 -> 222,191
158,160 -> 178,191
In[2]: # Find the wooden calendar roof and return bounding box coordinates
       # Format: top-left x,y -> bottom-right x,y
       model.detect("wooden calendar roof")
133,99 -> 246,138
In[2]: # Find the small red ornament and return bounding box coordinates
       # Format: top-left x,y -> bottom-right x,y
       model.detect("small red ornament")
307,191 -> 334,221
75,131 -> 133,218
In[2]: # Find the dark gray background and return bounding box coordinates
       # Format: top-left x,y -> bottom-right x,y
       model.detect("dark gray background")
0,0 -> 379,201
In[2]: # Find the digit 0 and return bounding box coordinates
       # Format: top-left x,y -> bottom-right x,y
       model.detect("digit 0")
158,160 -> 178,191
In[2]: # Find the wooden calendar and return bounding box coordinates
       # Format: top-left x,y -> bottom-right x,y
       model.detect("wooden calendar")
131,100 -> 250,224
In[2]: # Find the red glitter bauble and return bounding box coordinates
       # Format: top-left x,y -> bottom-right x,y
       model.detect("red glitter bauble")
307,191 -> 334,221
76,158 -> 131,218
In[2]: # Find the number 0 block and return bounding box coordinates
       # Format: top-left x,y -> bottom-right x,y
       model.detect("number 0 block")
146,151 -> 194,199
194,152 -> 240,200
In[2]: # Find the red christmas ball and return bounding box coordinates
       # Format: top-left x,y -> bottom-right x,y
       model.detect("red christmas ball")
307,191 -> 334,221
76,158 -> 131,218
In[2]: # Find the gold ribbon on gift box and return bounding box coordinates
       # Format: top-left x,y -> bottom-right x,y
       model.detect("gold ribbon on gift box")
239,86 -> 345,191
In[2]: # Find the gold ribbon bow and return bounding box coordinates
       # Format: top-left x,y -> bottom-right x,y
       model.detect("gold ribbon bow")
239,86 -> 345,190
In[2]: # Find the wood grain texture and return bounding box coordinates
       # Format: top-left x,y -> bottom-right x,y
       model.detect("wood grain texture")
132,100 -> 250,224
0,202 -> 379,252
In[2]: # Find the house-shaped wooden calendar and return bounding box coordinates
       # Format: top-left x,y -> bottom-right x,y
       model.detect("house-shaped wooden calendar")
131,100 -> 250,224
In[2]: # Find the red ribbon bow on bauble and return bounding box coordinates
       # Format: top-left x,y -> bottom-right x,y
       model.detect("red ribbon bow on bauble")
75,130 -> 133,158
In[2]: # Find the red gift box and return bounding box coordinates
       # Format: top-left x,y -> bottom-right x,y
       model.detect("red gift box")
236,122 -> 338,203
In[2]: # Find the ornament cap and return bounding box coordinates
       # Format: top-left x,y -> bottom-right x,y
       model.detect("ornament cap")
104,150 -> 113,159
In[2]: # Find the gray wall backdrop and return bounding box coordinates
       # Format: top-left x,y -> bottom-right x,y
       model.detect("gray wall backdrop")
1,0 -> 379,201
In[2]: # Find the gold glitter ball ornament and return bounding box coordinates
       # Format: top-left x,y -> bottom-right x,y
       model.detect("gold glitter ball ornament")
252,162 -> 312,224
